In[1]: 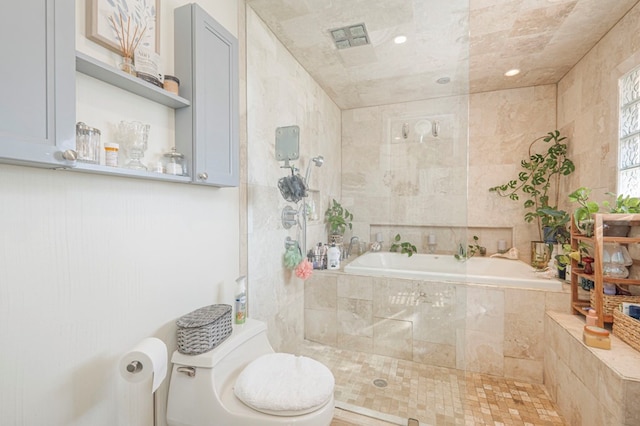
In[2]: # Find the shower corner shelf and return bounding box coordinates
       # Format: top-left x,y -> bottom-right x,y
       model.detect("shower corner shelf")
75,51 -> 191,109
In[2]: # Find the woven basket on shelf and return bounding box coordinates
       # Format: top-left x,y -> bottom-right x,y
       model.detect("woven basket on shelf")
613,308 -> 640,352
589,290 -> 640,316
176,304 -> 232,355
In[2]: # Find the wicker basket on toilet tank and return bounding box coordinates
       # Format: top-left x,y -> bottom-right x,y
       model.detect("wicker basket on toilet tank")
176,304 -> 232,355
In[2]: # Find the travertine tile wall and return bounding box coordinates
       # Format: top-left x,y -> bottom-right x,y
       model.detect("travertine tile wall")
245,7 -> 341,352
305,271 -> 570,384
342,85 -> 558,262
341,97 -> 470,247
557,2 -> 640,199
469,85 -> 558,262
544,312 -> 640,425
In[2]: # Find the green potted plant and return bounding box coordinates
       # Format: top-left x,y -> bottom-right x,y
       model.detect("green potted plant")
324,199 -> 353,243
489,130 -> 575,241
454,235 -> 484,261
568,187 -> 599,236
555,241 -> 590,279
538,206 -> 570,244
390,234 -> 418,257
602,192 -> 640,213
570,188 -> 640,236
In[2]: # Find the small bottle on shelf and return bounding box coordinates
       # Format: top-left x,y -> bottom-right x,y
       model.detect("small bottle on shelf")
586,308 -> 597,326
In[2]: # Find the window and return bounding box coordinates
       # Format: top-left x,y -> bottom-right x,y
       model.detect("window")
618,67 -> 640,197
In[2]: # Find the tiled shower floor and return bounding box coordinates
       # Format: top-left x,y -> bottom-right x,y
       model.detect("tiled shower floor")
298,341 -> 567,426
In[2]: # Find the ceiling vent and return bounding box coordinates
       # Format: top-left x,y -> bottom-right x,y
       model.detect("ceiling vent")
329,23 -> 370,49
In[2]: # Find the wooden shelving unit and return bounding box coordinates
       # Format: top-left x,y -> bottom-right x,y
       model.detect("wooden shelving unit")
570,214 -> 640,327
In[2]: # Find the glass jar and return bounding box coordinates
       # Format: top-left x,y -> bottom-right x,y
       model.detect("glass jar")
163,147 -> 187,176
603,242 -> 629,278
163,75 -> 180,95
75,122 -> 101,164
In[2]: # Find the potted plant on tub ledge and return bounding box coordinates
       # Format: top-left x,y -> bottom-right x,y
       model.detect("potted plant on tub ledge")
488,130 -> 575,269
324,198 -> 353,245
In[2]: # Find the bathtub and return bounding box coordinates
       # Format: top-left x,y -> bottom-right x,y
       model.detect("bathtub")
343,252 -> 562,291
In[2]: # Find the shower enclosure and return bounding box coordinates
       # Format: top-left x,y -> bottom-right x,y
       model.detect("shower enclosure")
245,0 -> 471,423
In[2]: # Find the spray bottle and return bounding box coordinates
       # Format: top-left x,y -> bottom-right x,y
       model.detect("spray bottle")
234,275 -> 247,324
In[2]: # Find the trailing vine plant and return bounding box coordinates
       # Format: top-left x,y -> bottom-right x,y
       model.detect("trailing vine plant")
488,130 -> 575,241
390,234 -> 417,257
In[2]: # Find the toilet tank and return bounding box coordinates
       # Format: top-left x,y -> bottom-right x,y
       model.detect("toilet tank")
170,318 -> 275,396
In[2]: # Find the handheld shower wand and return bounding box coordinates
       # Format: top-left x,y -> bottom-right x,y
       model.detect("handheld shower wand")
304,155 -> 324,185
302,155 -> 324,256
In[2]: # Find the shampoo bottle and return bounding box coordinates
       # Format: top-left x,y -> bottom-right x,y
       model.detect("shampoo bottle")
234,275 -> 247,324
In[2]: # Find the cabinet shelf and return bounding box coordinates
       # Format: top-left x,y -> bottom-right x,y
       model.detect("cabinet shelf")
67,162 -> 191,183
75,51 -> 191,109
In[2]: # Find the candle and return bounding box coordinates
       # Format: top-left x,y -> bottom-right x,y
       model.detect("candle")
498,240 -> 507,252
428,234 -> 436,244
376,232 -> 384,243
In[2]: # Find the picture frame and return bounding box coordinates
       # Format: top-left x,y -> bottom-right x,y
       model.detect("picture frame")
87,0 -> 160,55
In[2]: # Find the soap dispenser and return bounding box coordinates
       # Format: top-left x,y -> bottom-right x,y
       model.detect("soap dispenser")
327,244 -> 341,270
234,275 -> 247,324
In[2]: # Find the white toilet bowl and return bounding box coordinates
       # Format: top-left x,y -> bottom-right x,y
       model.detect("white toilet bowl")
166,318 -> 335,426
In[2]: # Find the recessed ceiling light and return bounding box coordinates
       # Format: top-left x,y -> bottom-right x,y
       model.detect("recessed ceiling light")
436,77 -> 450,84
505,69 -> 520,77
394,35 -> 407,44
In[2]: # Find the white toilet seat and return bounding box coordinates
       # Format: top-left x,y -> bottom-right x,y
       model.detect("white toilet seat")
234,353 -> 335,416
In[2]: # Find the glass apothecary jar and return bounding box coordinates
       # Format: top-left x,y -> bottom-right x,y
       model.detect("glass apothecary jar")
163,147 -> 187,176
602,242 -> 629,279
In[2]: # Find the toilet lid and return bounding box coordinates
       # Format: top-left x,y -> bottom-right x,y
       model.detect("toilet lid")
233,353 -> 334,416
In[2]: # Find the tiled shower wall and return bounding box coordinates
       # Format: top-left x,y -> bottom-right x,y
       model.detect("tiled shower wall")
305,271 -> 570,384
245,7 -> 342,352
341,85 -> 558,262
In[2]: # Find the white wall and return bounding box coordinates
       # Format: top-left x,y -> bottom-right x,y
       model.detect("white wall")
0,1 -> 239,425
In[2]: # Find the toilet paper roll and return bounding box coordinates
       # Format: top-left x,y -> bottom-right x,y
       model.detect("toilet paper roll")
119,337 -> 168,393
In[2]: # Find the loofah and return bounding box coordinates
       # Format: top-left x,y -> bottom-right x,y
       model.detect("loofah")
283,245 -> 303,269
295,259 -> 313,280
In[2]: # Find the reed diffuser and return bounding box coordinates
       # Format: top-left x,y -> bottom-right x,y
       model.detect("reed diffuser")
108,12 -> 147,75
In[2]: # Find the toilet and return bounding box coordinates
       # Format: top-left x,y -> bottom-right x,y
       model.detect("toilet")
166,318 -> 335,426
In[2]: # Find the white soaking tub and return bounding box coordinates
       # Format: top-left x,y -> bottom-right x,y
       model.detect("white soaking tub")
343,252 -> 562,291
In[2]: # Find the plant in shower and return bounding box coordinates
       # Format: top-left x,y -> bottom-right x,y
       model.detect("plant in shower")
454,235 -> 483,261
324,199 -> 353,235
390,234 -> 417,257
488,130 -> 575,241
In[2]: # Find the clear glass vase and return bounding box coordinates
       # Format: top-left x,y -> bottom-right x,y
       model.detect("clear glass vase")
119,56 -> 136,76
116,121 -> 150,171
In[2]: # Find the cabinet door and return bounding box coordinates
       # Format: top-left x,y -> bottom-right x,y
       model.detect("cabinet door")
0,0 -> 75,167
175,4 -> 239,187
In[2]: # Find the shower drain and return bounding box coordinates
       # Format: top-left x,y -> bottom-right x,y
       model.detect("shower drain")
372,378 -> 388,388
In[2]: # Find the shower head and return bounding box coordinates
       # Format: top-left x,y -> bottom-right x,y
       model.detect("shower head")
305,155 -> 324,184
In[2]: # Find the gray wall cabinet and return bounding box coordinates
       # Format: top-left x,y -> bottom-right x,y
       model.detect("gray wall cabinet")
174,3 -> 239,187
0,0 -> 76,167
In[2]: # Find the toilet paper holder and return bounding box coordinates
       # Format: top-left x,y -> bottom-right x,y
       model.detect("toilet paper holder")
126,360 -> 143,374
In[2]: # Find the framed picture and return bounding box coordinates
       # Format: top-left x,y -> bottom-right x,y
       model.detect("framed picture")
87,0 -> 160,55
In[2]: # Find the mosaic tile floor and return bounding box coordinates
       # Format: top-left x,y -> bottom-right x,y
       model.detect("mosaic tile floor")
299,341 -> 567,426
